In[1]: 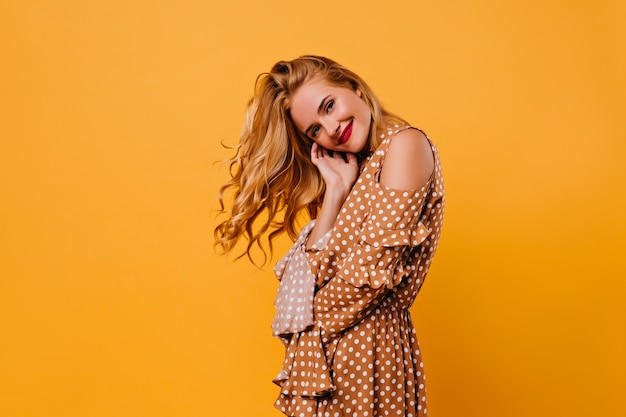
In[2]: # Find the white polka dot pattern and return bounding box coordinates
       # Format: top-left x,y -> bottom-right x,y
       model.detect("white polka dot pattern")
273,126 -> 445,417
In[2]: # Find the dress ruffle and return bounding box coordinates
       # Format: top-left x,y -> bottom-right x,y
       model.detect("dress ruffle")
338,220 -> 432,289
273,325 -> 336,416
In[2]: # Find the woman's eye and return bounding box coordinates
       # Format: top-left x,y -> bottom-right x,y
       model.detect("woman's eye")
326,100 -> 334,112
312,126 -> 321,137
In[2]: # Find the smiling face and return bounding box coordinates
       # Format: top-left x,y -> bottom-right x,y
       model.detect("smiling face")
289,78 -> 373,154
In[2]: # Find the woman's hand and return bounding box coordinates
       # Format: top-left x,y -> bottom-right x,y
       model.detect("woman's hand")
310,142 -> 359,200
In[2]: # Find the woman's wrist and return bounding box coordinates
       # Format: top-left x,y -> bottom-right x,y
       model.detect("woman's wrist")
324,183 -> 351,204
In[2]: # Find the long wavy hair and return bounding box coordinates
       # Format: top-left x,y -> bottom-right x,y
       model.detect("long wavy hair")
215,55 -> 407,265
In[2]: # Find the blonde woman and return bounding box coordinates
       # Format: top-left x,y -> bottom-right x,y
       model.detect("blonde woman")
216,55 -> 444,417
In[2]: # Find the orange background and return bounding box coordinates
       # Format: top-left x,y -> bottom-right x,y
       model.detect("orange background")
1,1 -> 624,416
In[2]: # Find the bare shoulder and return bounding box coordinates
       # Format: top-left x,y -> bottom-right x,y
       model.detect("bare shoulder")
379,128 -> 435,190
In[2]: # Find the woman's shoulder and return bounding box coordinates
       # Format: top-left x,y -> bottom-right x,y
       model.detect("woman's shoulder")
378,126 -> 435,191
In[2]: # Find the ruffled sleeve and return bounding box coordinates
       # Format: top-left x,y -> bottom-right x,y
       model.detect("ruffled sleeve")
336,179 -> 432,289
272,224 -> 337,412
272,324 -> 335,395
313,179 -> 434,336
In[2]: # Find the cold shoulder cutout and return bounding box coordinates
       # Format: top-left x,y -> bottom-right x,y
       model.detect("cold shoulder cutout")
379,127 -> 435,191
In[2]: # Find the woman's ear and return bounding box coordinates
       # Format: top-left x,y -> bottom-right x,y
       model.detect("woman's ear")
356,88 -> 362,97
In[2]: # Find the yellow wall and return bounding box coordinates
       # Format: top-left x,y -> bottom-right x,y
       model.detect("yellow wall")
1,1 -> 624,416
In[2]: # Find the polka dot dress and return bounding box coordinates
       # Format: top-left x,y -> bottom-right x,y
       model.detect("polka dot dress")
272,126 -> 445,417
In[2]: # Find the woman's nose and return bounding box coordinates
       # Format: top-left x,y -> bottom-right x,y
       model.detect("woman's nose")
322,120 -> 340,137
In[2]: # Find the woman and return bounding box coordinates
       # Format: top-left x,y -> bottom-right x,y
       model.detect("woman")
215,55 -> 444,417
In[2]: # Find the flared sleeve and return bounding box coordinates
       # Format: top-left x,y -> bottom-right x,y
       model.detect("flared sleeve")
272,221 -> 336,410
313,178 -> 434,335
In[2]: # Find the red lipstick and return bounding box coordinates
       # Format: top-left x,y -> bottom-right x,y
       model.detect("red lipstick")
338,121 -> 353,144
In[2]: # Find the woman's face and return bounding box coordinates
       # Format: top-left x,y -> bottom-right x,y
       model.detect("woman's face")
289,78 -> 372,154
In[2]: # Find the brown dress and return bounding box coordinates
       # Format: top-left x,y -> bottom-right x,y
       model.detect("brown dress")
272,126 -> 445,417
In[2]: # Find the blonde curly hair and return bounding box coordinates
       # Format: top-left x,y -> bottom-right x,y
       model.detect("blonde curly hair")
215,55 -> 407,265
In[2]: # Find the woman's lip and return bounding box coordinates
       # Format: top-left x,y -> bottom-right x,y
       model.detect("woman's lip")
338,121 -> 353,144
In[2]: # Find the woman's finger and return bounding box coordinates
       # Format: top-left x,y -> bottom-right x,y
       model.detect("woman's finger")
311,142 -> 320,160
345,152 -> 358,166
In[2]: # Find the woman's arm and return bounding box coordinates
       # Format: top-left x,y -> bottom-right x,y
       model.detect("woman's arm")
306,142 -> 359,248
313,127 -> 437,335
